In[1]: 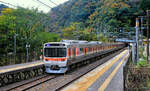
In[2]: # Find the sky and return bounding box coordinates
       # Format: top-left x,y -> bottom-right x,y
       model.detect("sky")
0,0 -> 68,13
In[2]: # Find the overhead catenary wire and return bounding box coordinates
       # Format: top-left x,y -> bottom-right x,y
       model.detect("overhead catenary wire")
0,1 -> 18,8
35,0 -> 52,9
0,0 -> 52,10
49,0 -> 57,6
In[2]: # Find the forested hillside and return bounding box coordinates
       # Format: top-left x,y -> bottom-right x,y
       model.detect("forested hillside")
49,0 -> 149,41
49,0 -> 100,32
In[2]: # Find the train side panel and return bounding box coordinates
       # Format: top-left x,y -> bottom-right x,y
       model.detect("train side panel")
43,41 -> 125,73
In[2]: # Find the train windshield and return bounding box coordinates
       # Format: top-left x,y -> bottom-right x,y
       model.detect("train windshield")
44,48 -> 66,57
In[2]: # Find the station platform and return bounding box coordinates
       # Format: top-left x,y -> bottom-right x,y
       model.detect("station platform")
0,60 -> 44,74
61,49 -> 129,91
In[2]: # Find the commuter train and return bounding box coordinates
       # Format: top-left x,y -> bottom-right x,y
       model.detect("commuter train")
43,40 -> 125,73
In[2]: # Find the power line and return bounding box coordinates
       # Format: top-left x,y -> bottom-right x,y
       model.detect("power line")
36,0 -> 52,9
49,0 -> 57,6
0,1 -> 17,8
1,0 -> 52,10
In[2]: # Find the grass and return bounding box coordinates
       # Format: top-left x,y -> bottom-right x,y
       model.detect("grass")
136,55 -> 150,68
147,81 -> 150,87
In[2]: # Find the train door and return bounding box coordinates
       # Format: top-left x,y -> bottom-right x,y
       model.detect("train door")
73,48 -> 76,58
68,48 -> 71,59
84,48 -> 86,55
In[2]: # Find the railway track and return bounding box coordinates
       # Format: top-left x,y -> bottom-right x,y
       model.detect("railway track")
10,75 -> 56,91
0,74 -> 56,91
0,48 -> 125,91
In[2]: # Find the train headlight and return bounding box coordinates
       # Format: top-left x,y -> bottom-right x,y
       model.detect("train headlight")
61,59 -> 65,61
45,59 -> 48,61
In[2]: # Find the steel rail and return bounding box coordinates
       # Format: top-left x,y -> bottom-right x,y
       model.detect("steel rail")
2,74 -> 56,91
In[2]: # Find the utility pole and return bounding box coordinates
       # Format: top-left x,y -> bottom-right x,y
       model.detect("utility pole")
136,18 -> 139,62
147,10 -> 150,62
14,34 -> 18,62
14,34 -> 16,61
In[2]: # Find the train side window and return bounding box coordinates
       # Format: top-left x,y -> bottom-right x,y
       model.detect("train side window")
90,47 -> 92,52
82,48 -> 84,54
68,48 -> 71,58
83,48 -> 85,54
80,48 -> 83,54
79,48 -> 81,54
68,48 -> 70,57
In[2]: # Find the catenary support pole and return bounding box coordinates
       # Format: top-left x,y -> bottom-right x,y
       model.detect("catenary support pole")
136,18 -> 139,62
147,10 -> 150,63
140,17 -> 144,48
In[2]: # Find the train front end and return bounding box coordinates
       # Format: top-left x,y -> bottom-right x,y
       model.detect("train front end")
43,43 -> 68,73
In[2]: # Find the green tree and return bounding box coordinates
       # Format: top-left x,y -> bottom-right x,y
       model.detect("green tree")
140,0 -> 150,11
62,22 -> 83,40
0,8 -> 16,53
0,7 -> 60,65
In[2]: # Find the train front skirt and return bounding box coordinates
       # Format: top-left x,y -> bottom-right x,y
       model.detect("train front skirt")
45,67 -> 68,73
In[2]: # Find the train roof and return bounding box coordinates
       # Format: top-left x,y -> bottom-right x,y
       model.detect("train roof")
44,40 -> 124,47
61,40 -> 88,43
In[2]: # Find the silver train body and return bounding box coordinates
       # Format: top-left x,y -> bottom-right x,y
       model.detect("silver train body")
43,40 -> 125,73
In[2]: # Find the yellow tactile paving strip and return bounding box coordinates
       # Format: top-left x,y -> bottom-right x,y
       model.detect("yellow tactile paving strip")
61,50 -> 129,91
98,51 -> 129,91
0,61 -> 44,74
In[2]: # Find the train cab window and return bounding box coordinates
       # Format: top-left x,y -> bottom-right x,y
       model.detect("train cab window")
44,48 -> 66,57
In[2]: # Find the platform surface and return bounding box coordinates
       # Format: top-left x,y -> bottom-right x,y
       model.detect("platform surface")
61,49 -> 129,91
0,60 -> 44,74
